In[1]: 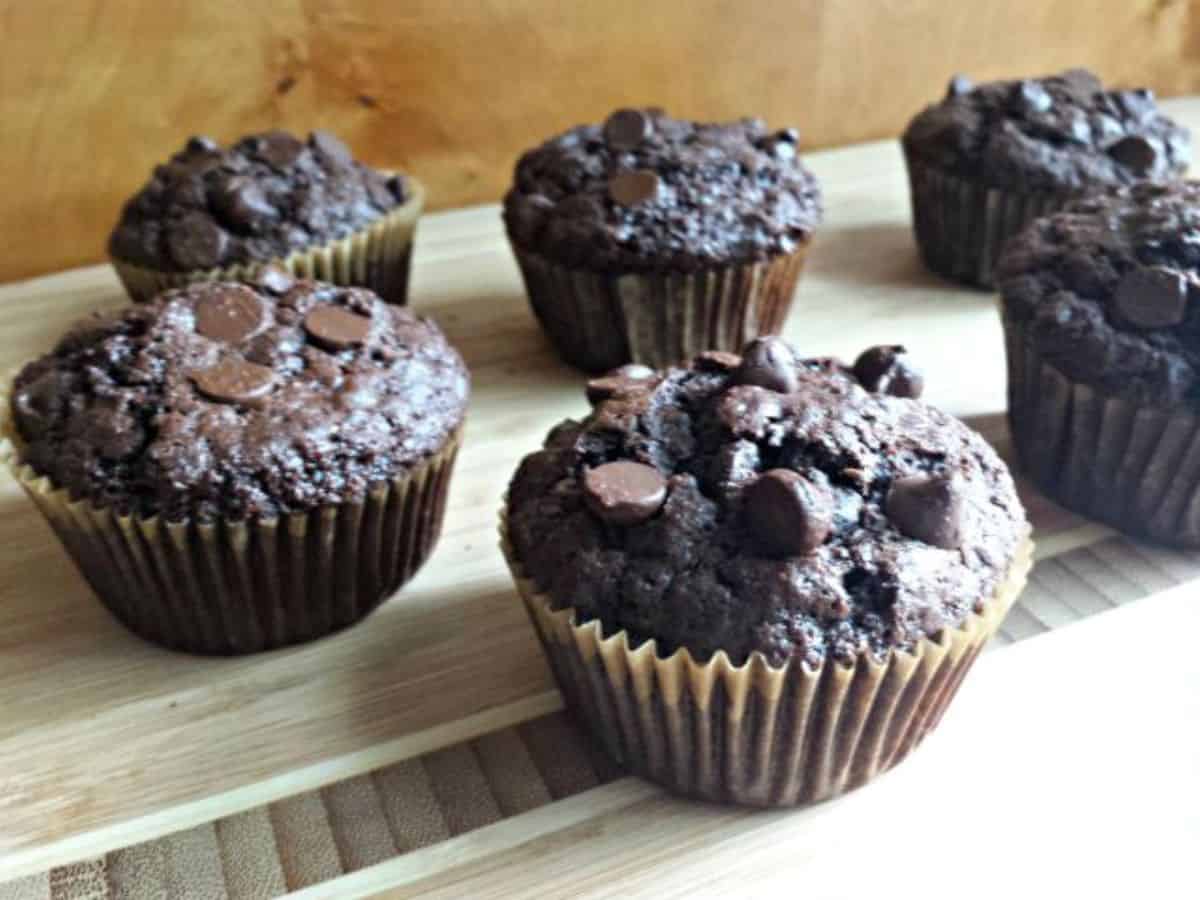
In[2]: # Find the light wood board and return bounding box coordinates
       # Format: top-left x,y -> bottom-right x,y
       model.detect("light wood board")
0,97 -> 1196,888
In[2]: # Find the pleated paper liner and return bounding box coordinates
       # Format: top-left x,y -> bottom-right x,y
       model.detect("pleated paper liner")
510,242 -> 810,373
904,156 -> 1067,289
1003,313 -> 1200,547
1,385 -> 461,654
501,515 -> 1033,807
111,179 -> 425,306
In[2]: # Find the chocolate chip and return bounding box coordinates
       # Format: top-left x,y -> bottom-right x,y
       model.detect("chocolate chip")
186,135 -> 219,153
695,350 -> 742,372
212,176 -> 277,232
166,213 -> 228,270
254,265 -> 295,295
609,170 -> 661,207
1107,135 -> 1158,173
852,345 -> 925,398
744,469 -> 834,557
603,109 -> 652,151
582,461 -> 668,526
586,364 -> 658,404
774,128 -> 799,145
1012,80 -> 1052,115
311,130 -> 353,167
365,174 -> 397,209
946,74 -> 973,97
1112,266 -> 1188,328
386,174 -> 409,202
194,285 -> 267,343
304,305 -> 373,350
192,359 -> 276,404
734,336 -> 798,394
885,474 -> 966,549
255,130 -> 305,168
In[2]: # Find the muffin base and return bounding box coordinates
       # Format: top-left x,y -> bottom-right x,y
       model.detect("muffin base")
510,242 -> 810,373
501,514 -> 1032,807
112,179 -> 424,306
1,387 -> 460,654
1004,317 -> 1200,547
904,157 -> 1066,289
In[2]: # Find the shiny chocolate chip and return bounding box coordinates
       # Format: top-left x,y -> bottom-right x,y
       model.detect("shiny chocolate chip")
734,336 -> 798,394
946,74 -> 973,97
1112,266 -> 1188,328
186,135 -> 219,153
603,108 -> 652,151
213,176 -> 277,231
885,474 -> 966,549
166,213 -> 228,270
255,130 -> 306,168
1107,135 -> 1158,173
583,461 -> 668,526
852,345 -> 925,398
311,129 -> 353,166
253,265 -> 295,295
194,285 -> 267,343
609,170 -> 661,206
304,305 -> 373,350
192,359 -> 276,404
586,364 -> 658,404
744,469 -> 834,557
1011,80 -> 1052,115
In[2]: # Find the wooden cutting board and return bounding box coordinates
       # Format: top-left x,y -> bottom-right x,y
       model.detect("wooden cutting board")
1,98 -> 1197,897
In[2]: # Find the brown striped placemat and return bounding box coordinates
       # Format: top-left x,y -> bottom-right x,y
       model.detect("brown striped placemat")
2,526 -> 1196,900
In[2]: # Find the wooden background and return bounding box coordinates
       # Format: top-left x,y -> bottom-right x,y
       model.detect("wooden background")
2,0 -> 1199,283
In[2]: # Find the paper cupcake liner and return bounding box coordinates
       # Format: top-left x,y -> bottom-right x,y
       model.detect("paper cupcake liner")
1,382 -> 460,654
1003,314 -> 1200,546
509,243 -> 810,373
501,514 -> 1031,807
112,180 -> 424,306
904,157 -> 1068,289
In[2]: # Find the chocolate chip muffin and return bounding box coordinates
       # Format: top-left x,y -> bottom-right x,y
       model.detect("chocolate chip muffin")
502,338 -> 1031,806
903,69 -> 1191,287
998,180 -> 1200,545
2,273 -> 468,653
109,130 -> 423,305
504,108 -> 823,371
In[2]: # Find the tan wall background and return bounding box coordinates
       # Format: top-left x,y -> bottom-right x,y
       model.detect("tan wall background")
2,0 -> 1198,282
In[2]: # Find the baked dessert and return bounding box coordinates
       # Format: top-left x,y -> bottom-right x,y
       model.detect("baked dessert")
998,180 -> 1200,544
504,108 -> 822,371
109,130 -> 422,304
502,337 -> 1031,805
2,273 -> 468,653
903,68 -> 1191,287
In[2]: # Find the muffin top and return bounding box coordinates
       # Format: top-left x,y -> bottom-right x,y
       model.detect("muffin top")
998,181 -> 1200,407
9,274 -> 468,522
503,107 -> 823,272
506,339 -> 1027,668
903,69 -> 1191,191
109,131 -> 411,272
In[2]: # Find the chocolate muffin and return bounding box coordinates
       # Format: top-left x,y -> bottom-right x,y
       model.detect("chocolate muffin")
502,338 -> 1031,806
109,130 -> 423,305
903,68 -> 1191,287
998,180 -> 1200,545
2,273 -> 468,653
504,108 -> 822,371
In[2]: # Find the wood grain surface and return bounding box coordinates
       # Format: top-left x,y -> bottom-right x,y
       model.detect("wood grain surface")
3,0 -> 1199,281
0,96 -> 1196,892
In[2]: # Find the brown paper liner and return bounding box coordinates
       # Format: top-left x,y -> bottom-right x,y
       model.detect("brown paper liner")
904,156 -> 1069,289
509,242 -> 811,373
111,180 -> 424,306
1003,311 -> 1200,547
501,513 -> 1032,807
1,381 -> 460,654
